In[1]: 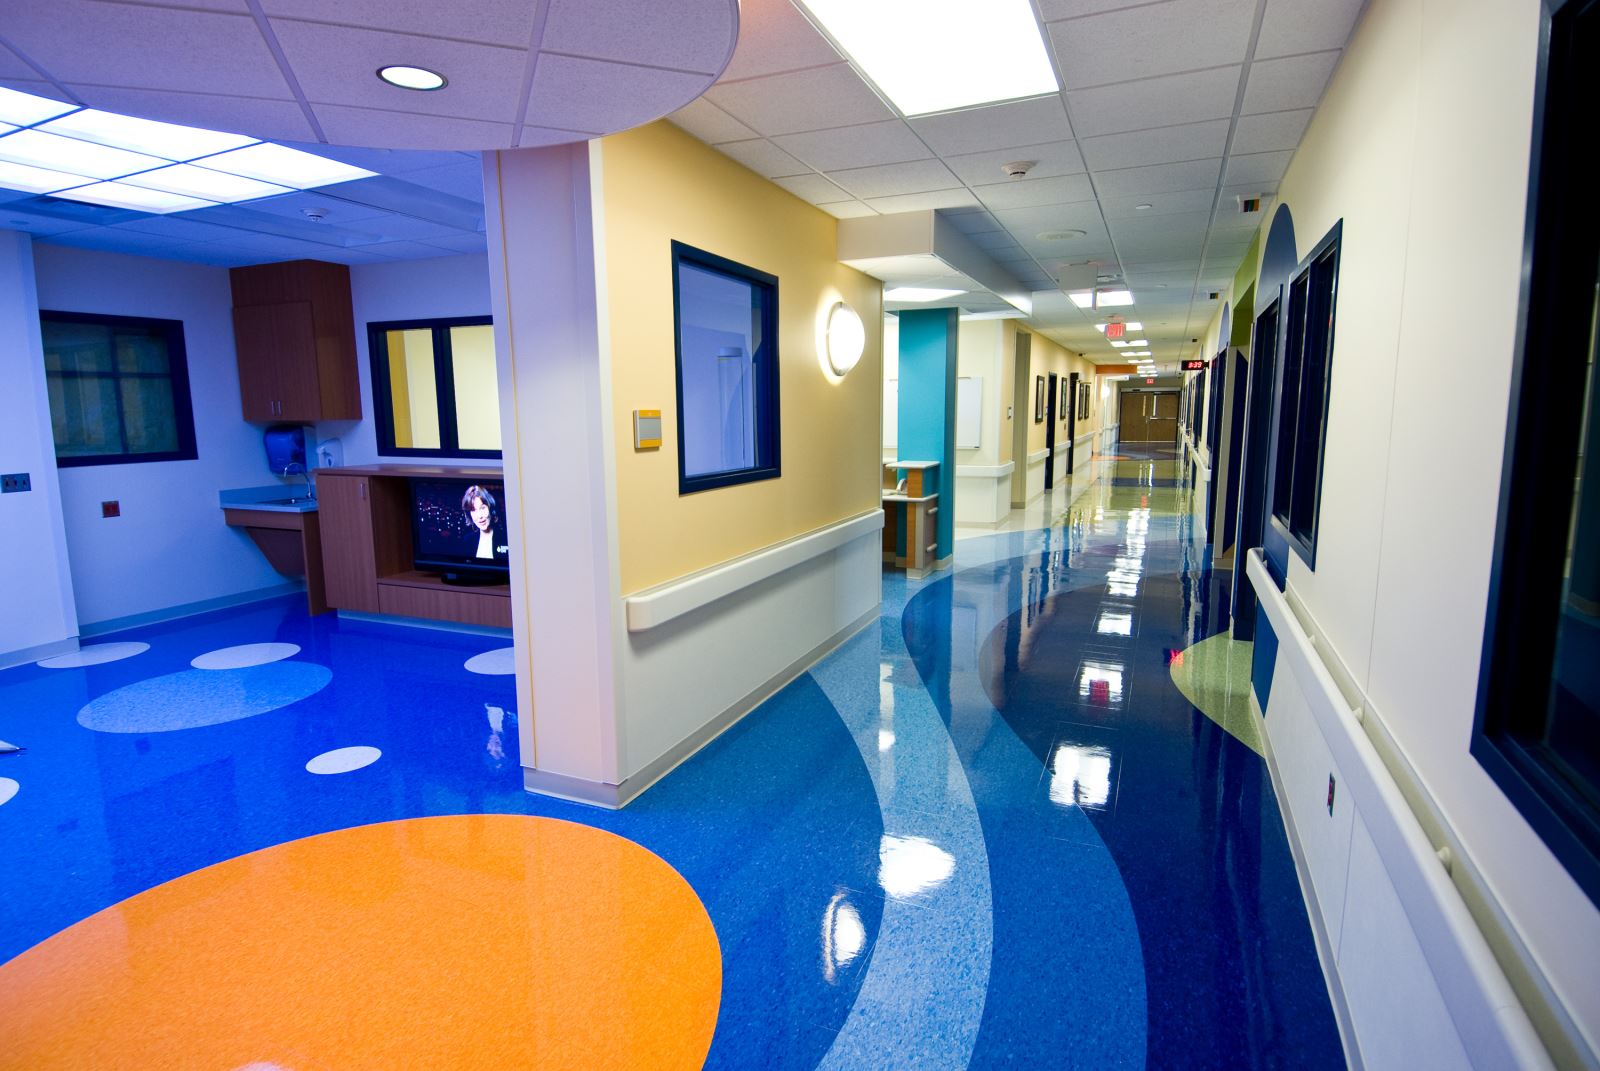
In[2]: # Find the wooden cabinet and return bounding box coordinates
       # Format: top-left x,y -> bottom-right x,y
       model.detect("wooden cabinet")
231,260 -> 360,423
317,473 -> 379,612
317,465 -> 511,629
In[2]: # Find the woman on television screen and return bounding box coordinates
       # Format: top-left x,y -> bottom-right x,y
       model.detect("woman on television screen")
460,485 -> 505,561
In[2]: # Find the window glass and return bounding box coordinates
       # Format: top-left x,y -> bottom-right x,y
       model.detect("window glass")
1291,246 -> 1338,540
450,324 -> 501,453
1273,272 -> 1308,521
369,318 -> 498,458
673,243 -> 779,493
40,312 -> 195,466
385,328 -> 441,450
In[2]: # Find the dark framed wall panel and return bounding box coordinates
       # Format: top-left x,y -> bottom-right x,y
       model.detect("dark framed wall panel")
368,316 -> 499,460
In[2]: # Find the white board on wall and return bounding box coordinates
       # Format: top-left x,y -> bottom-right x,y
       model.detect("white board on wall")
957,376 -> 981,449
884,378 -> 898,449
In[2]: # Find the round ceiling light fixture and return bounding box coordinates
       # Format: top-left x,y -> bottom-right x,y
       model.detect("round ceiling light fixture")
1036,229 -> 1087,241
1134,203 -> 1154,211
825,301 -> 866,377
377,65 -> 448,91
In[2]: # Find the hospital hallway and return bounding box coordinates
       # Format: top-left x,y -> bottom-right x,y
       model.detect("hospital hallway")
0,445 -> 1343,1070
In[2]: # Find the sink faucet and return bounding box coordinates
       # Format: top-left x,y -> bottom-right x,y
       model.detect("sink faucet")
282,462 -> 314,501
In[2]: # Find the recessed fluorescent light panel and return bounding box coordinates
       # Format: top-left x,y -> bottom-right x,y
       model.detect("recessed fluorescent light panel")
885,287 -> 964,302
1097,290 -> 1134,307
795,0 -> 1059,116
0,86 -> 374,213
1068,290 -> 1094,309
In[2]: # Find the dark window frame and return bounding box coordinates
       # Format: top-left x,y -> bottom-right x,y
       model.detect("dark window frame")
1472,0 -> 1600,908
1268,220 -> 1342,569
368,316 -> 499,460
40,310 -> 198,468
670,240 -> 782,496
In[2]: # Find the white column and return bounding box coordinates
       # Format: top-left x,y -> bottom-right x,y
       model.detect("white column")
481,145 -> 625,797
0,230 -> 78,665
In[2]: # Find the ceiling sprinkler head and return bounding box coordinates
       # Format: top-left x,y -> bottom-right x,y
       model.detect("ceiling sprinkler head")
1001,160 -> 1036,179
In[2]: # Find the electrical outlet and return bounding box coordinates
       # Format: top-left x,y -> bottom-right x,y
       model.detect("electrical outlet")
1327,773 -> 1336,816
1,472 -> 30,493
101,500 -> 121,518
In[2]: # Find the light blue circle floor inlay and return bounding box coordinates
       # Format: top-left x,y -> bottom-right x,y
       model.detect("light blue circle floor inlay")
77,663 -> 333,734
0,778 -> 17,807
191,642 -> 300,670
464,647 -> 515,676
305,746 -> 381,775
38,642 -> 150,669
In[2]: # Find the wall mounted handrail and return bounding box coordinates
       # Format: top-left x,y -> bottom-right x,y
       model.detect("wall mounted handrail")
1246,549 -> 1552,1070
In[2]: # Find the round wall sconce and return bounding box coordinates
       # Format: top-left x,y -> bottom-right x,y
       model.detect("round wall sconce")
825,301 -> 865,376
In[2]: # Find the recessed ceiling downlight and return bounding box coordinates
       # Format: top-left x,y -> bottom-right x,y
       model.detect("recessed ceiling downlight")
1036,229 -> 1087,241
378,66 -> 448,91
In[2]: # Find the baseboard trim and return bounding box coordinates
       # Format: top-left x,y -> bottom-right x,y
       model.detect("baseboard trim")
0,636 -> 79,671
1256,689 -> 1365,1071
78,582 -> 304,637
338,610 -> 512,639
524,604 -> 880,810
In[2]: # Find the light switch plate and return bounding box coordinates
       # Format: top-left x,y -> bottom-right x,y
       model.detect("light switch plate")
634,409 -> 662,450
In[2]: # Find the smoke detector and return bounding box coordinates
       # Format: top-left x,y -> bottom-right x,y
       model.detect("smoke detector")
1001,160 -> 1036,179
302,206 -> 331,223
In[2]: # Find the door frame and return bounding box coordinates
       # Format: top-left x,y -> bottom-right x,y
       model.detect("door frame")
1044,371 -> 1059,489
1231,295 -> 1283,639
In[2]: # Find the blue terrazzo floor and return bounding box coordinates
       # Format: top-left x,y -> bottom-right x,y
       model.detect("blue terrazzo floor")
0,443 -> 1342,1069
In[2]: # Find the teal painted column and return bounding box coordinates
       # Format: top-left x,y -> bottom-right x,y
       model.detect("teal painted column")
897,308 -> 958,562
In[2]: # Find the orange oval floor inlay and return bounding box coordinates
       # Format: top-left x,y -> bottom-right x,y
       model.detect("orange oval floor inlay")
0,815 -> 721,1070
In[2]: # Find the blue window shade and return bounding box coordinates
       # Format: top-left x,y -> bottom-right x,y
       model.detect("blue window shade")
672,242 -> 780,494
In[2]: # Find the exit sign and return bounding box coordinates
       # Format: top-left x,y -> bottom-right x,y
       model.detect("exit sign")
1106,322 -> 1125,339
1182,359 -> 1206,371
1145,378 -> 1156,384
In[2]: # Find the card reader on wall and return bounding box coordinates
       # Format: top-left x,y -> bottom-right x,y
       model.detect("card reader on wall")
264,424 -> 308,475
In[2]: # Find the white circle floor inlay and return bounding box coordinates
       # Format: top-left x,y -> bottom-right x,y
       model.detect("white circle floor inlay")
0,778 -> 18,807
305,746 -> 382,775
37,642 -> 150,669
464,647 -> 515,675
191,643 -> 301,670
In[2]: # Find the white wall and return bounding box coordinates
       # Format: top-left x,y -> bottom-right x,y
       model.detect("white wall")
31,244 -> 286,630
0,231 -> 78,665
337,253 -> 497,467
1260,0 -> 1597,1060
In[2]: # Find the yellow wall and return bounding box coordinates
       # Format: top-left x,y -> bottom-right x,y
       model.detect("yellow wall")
1020,329 -> 1099,454
599,121 -> 883,593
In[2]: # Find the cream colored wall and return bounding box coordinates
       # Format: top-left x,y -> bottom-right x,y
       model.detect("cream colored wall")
1264,0 -> 1597,1055
598,121 -> 883,594
1020,330 -> 1099,454
956,320 -> 1004,466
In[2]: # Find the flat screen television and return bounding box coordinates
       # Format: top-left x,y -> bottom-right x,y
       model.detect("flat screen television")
410,476 -> 511,584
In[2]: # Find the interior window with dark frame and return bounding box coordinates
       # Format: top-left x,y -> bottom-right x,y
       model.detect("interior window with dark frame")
672,241 -> 780,495
1474,0 -> 1600,908
40,311 -> 198,467
369,317 -> 500,459
1270,223 -> 1341,564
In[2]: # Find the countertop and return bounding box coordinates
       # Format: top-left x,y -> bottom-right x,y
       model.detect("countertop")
219,485 -> 318,514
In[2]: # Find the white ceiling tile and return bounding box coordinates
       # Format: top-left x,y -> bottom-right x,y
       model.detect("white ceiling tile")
345,239 -> 465,259
818,201 -> 878,219
0,44 -> 40,81
393,162 -> 486,202
424,233 -> 490,253
944,140 -> 1084,186
1094,158 -> 1221,197
1241,51 -> 1341,114
864,189 -> 980,213
1256,0 -> 1365,59
826,158 -> 960,200
314,105 -> 515,151
539,0 -> 734,75
243,193 -> 388,225
1037,0 -> 1149,18
1223,150 -> 1292,186
944,209 -> 1003,235
1230,108 -> 1312,154
772,121 -> 930,171
525,54 -> 709,133
909,96 -> 1073,156
774,172 -> 851,204
260,0 -> 535,45
65,86 -> 315,143
1048,0 -> 1256,90
667,98 -> 758,144
106,216 -> 247,242
974,173 -> 1095,210
1100,187 -> 1217,218
517,124 -> 600,147
1067,66 -> 1240,138
716,138 -> 811,178
719,0 -> 842,81
705,63 -> 894,136
971,230 -> 1024,252
273,21 -> 526,122
273,142 -> 467,175
4,2 -> 287,97
991,201 -> 1105,235
1080,119 -> 1229,171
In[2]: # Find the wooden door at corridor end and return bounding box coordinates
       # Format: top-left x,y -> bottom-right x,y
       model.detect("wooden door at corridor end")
1118,391 -> 1179,443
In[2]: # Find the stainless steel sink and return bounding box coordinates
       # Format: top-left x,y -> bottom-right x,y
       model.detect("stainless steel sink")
256,497 -> 315,506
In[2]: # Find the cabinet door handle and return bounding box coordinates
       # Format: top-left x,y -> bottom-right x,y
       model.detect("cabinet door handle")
359,480 -> 366,500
